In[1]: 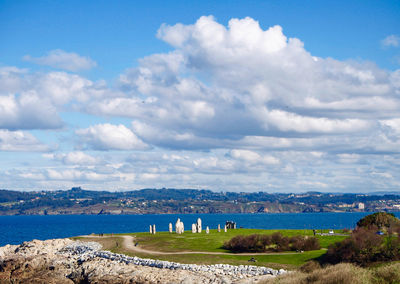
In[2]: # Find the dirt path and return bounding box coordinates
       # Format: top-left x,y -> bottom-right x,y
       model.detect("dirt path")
80,235 -> 302,256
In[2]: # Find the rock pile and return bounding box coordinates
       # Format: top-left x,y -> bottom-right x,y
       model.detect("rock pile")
0,239 -> 287,283
64,242 -> 286,278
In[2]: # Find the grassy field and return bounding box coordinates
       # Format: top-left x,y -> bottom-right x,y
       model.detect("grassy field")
73,229 -> 348,269
127,229 -> 347,252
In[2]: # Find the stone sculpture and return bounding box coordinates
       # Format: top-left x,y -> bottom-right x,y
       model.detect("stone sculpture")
175,218 -> 184,234
149,225 -> 153,234
218,224 -> 221,232
196,218 -> 202,233
192,223 -> 197,233
224,225 -> 227,233
206,226 -> 209,234
169,223 -> 173,233
152,224 -> 156,234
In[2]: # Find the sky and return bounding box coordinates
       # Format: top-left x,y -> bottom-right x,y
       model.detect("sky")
0,0 -> 400,193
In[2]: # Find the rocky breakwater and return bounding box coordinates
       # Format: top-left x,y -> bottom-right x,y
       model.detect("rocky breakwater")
0,239 -> 287,283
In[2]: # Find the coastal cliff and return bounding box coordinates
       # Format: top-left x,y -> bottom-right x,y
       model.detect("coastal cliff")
0,239 -> 281,283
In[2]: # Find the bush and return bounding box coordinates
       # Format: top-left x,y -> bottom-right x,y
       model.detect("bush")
324,226 -> 400,266
223,233 -> 320,253
300,261 -> 320,273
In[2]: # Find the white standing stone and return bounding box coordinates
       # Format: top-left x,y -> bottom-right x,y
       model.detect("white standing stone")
197,218 -> 202,233
206,226 -> 209,234
152,224 -> 156,234
224,225 -> 227,232
175,218 -> 184,234
175,218 -> 181,234
218,224 -> 221,232
149,225 -> 153,234
169,222 -> 173,233
192,223 -> 197,233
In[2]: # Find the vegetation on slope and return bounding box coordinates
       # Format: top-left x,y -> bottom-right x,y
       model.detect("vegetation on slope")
356,212 -> 400,230
324,213 -> 400,266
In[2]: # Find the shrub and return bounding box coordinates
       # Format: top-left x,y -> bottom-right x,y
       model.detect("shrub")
324,226 -> 400,266
303,236 -> 321,251
325,228 -> 383,265
223,233 -> 320,253
300,260 -> 320,273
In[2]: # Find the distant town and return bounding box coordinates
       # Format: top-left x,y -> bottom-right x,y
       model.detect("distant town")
1,187 -> 400,215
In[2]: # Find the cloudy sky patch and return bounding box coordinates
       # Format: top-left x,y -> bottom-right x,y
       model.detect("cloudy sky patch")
0,1 -> 399,192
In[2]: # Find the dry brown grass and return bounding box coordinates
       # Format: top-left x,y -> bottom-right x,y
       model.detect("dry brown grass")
299,261 -> 321,273
260,262 -> 400,284
260,263 -> 372,284
373,262 -> 400,284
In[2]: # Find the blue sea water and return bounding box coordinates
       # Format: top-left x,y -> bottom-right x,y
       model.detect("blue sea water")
1,212 -> 399,246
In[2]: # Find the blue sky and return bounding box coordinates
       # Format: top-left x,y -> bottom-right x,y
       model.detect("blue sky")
1,0 -> 400,192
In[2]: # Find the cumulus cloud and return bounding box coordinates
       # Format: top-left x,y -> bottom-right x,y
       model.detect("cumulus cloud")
84,16 -> 400,154
76,123 -> 149,151
0,130 -> 50,151
382,35 -> 400,48
0,67 -> 110,130
23,49 -> 97,71
3,16 -> 400,192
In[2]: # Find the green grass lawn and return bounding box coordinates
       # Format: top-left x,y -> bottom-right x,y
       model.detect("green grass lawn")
125,228 -> 348,253
74,229 -> 349,269
112,249 -> 328,270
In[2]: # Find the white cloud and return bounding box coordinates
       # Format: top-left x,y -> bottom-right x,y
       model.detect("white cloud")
263,109 -> 372,133
381,35 -> 400,48
83,16 -> 400,154
3,17 -> 400,192
0,129 -> 50,152
0,67 -> 109,130
76,123 -> 149,151
0,93 -> 62,130
23,49 -> 97,71
230,149 -> 280,165
47,151 -> 100,165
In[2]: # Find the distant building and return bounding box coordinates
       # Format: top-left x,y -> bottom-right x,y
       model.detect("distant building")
393,204 -> 400,210
338,203 -> 353,208
357,202 -> 365,210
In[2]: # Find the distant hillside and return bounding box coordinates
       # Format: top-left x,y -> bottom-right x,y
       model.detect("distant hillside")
1,187 -> 400,215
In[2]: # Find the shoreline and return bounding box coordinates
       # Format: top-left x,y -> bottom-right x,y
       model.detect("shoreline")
0,238 -> 286,283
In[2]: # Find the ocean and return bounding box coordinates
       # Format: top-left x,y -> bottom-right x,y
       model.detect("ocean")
1,212 -> 398,246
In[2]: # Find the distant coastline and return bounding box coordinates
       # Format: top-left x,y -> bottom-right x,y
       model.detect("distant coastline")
2,187 -> 400,216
